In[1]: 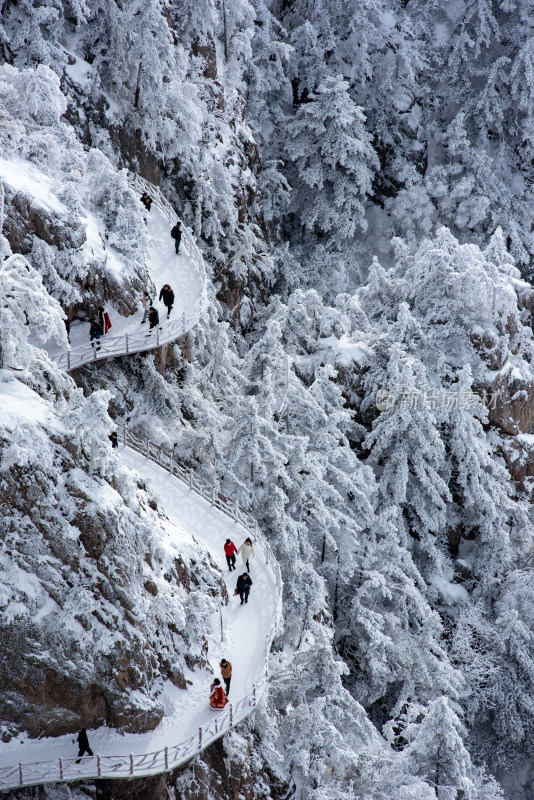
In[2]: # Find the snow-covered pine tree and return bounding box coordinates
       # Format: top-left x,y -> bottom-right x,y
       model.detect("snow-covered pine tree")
0,234 -> 67,370
445,364 -> 512,579
363,341 -> 451,578
284,74 -> 378,244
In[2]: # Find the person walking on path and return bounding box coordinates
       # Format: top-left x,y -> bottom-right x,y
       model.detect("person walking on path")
89,319 -> 102,351
236,572 -> 252,605
159,284 -> 175,319
224,539 -> 237,572
209,678 -> 228,709
109,432 -> 118,449
98,305 -> 112,335
148,306 -> 160,332
237,538 -> 255,572
140,192 -> 153,212
171,222 -> 181,254
219,659 -> 232,696
75,728 -> 93,761
140,291 -> 152,324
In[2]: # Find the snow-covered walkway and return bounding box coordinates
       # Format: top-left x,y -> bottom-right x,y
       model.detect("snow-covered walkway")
0,158 -> 206,372
0,432 -> 282,790
0,162 -> 280,791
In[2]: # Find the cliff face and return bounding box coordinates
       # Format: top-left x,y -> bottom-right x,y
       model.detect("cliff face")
0,362 -> 223,743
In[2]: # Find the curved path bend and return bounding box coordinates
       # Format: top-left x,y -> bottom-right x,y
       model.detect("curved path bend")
0,173 -> 282,791
48,173 -> 207,372
0,427 -> 283,790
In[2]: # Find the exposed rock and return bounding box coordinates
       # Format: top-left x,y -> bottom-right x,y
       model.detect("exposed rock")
498,435 -> 534,489
0,416 -> 217,741
144,579 -> 158,596
111,123 -> 161,186
471,327 -> 507,371
3,187 -> 86,255
485,367 -> 534,435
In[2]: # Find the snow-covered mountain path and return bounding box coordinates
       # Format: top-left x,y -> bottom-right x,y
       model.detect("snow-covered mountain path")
0,161 -> 280,790
0,157 -> 206,372
60,201 -> 202,354
0,440 -> 281,788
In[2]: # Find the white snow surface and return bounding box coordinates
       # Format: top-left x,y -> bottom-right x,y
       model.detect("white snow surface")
0,157 -> 68,214
0,446 -> 278,768
0,370 -> 65,435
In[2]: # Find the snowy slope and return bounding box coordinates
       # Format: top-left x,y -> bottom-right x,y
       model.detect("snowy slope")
0,443 -> 279,780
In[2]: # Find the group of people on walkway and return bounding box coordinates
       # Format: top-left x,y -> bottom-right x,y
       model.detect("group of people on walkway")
139,283 -> 174,333
208,537 -> 256,710
81,192 -> 182,352
224,537 -> 254,603
140,190 -> 181,256
209,659 -> 232,708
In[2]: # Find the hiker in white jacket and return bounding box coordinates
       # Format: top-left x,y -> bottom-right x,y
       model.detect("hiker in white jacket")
140,291 -> 152,324
237,537 -> 254,571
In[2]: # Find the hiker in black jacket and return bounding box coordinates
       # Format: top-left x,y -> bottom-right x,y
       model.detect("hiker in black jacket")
89,319 -> 102,350
148,306 -> 160,330
75,728 -> 93,761
171,222 -> 181,254
159,284 -> 174,318
236,572 -> 252,605
140,192 -> 153,212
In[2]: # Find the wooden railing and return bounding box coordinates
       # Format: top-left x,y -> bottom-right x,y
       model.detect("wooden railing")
53,174 -> 207,372
0,427 -> 282,791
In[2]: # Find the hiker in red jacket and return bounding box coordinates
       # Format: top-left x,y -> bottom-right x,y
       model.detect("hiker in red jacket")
209,678 -> 228,709
224,539 -> 237,572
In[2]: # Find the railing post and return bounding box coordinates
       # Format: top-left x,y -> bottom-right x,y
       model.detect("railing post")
97,754 -> 101,778
123,425 -> 126,446
146,438 -> 149,458
125,333 -> 129,355
156,326 -> 160,346
164,746 -> 169,770
18,762 -> 23,786
230,704 -> 233,726
253,684 -> 257,706
220,603 -> 224,642
189,469 -> 193,490
169,453 -> 173,475
181,312 -> 185,332
67,350 -> 71,370
59,757 -> 63,780
129,754 -> 134,776
211,486 -> 216,506
198,727 -> 202,751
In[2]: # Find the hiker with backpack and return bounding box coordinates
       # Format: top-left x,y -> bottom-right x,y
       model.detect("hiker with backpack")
140,291 -> 152,324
